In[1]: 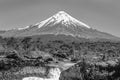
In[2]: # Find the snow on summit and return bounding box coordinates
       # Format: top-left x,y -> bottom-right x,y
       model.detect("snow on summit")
37,11 -> 91,28
15,11 -> 90,30
53,11 -> 90,28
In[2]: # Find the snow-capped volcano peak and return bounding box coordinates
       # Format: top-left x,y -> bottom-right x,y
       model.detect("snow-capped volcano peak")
53,11 -> 73,23
1,11 -> 120,41
53,11 -> 90,28
37,11 -> 91,28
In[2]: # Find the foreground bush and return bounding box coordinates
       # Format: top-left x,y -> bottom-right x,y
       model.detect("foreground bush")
60,58 -> 120,80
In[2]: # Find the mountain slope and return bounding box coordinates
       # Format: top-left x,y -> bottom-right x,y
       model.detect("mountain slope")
0,11 -> 120,41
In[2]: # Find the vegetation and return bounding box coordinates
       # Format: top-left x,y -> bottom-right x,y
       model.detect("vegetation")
60,58 -> 120,80
0,35 -> 120,80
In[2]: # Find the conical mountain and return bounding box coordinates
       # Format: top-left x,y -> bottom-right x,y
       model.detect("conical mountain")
0,11 -> 120,41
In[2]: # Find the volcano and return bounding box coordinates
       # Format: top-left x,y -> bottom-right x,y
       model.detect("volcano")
0,11 -> 120,41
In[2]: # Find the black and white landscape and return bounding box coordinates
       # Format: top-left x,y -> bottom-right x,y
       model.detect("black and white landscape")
0,11 -> 120,80
0,0 -> 120,80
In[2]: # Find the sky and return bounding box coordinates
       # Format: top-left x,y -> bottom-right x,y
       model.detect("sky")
0,0 -> 120,37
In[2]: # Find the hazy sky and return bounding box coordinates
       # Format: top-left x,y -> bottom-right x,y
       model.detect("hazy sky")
0,0 -> 120,37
